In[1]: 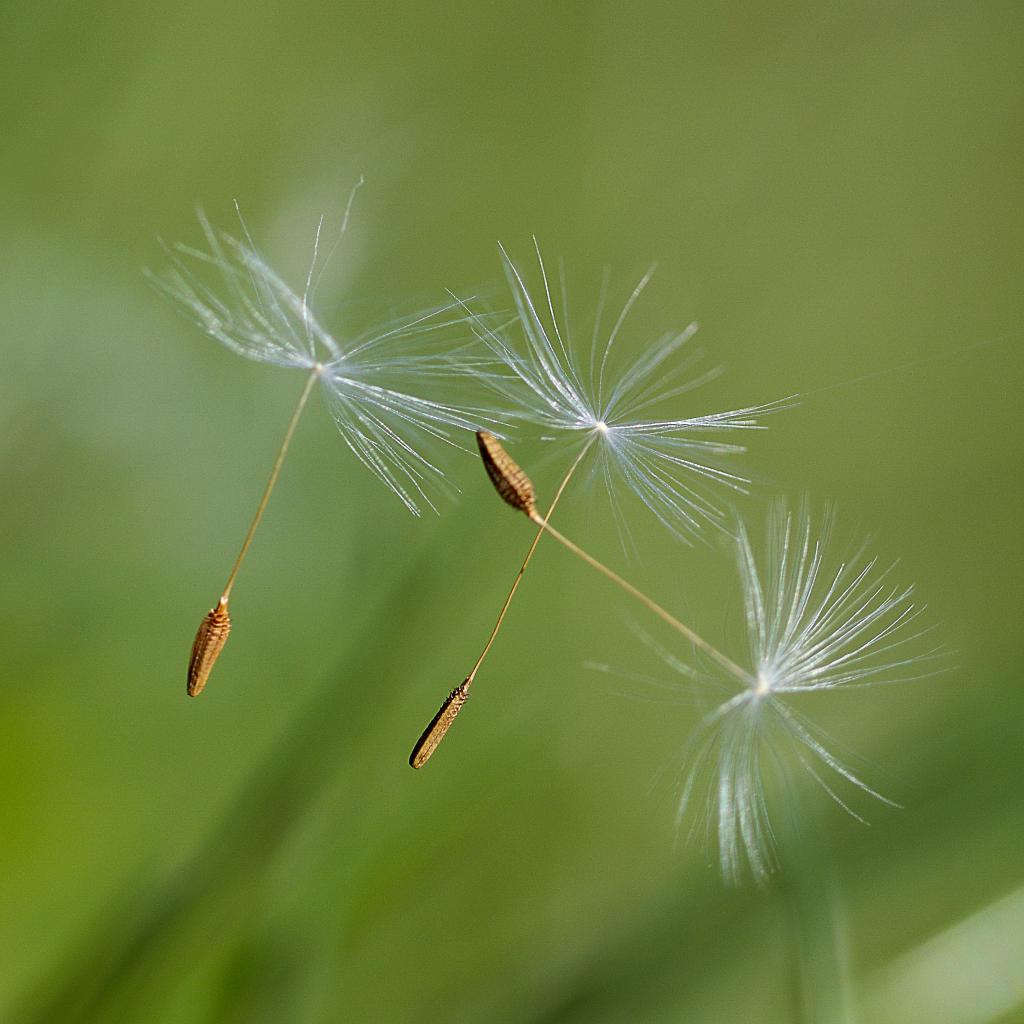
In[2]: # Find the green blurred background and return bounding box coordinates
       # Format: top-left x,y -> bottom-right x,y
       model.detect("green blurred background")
1,2 -> 1022,1021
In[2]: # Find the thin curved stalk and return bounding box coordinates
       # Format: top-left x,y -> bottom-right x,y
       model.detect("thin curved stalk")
187,366 -> 319,697
410,433 -> 598,766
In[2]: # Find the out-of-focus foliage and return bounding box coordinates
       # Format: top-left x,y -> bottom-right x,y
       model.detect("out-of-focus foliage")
0,2 -> 1021,1021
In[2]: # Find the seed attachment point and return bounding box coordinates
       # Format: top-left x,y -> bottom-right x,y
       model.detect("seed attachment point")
476,432 -> 536,517
409,679 -> 471,769
187,597 -> 232,697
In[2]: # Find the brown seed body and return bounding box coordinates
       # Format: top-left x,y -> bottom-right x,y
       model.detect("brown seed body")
476,431 -> 536,516
409,679 -> 470,768
187,598 -> 232,697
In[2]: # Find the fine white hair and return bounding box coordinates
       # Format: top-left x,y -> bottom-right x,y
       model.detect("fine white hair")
458,240 -> 794,542
150,203 -> 511,515
671,499 -> 945,883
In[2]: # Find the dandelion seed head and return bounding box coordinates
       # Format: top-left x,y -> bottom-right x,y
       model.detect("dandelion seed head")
462,240 -> 794,542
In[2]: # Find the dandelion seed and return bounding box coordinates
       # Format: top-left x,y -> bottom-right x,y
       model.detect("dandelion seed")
459,435 -> 944,884
408,240 -> 788,766
410,431 -> 743,768
410,431 -> 593,767
152,197 -> 505,697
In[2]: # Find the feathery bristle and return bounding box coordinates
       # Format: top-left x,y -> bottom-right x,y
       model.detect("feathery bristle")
668,499 -> 945,883
409,680 -> 471,768
153,206 -> 515,518
187,598 -> 232,697
476,431 -> 536,516
458,243 -> 794,541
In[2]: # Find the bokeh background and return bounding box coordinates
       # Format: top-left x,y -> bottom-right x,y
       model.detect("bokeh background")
2,2 -> 1022,1021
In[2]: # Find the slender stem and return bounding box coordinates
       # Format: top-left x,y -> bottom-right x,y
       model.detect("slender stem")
221,367 -> 320,602
529,513 -> 756,687
464,434 -> 598,690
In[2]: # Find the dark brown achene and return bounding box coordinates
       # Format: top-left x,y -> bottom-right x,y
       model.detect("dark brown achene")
187,598 -> 232,697
476,431 -> 536,517
409,679 -> 470,768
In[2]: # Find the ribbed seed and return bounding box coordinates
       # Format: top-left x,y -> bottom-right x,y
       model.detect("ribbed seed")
187,598 -> 232,697
409,679 -> 470,769
476,432 -> 536,516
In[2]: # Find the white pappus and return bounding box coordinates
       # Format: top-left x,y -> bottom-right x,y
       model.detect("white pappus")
460,240 -> 794,541
151,200 -> 507,515
658,499 -> 946,884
